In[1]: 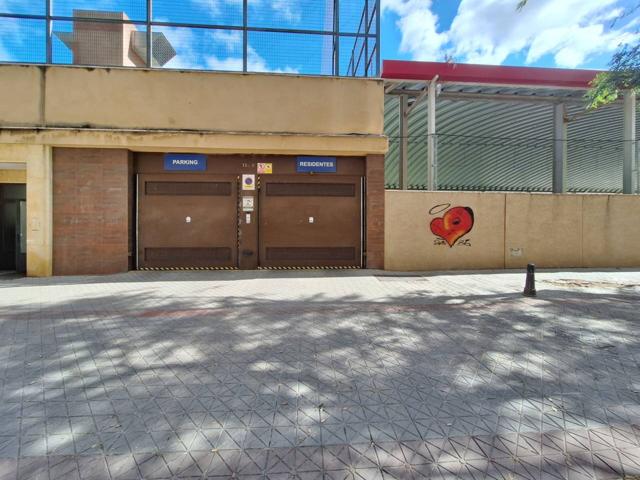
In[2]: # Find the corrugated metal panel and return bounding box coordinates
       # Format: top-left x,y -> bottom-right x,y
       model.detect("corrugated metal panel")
385,84 -> 635,193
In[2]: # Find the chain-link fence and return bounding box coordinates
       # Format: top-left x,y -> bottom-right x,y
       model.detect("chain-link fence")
0,0 -> 379,76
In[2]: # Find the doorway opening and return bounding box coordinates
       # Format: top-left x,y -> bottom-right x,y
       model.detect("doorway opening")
0,184 -> 27,274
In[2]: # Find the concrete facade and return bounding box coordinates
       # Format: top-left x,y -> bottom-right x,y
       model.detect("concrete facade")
0,65 -> 387,276
385,190 -> 640,271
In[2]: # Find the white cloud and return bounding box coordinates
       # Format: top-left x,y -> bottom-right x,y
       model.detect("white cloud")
272,0 -> 302,23
160,26 -> 298,74
384,0 -> 639,68
382,0 -> 448,61
190,0 -> 302,24
206,46 -> 299,74
212,30 -> 242,53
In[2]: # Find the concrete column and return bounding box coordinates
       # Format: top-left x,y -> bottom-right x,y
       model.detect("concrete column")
623,90 -> 636,194
552,103 -> 567,194
427,79 -> 437,191
398,94 -> 408,190
26,145 -> 53,277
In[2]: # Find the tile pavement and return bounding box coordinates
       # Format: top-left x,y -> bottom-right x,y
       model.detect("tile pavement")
0,269 -> 639,479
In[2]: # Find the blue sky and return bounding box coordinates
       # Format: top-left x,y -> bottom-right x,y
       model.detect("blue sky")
380,0 -> 639,70
0,0 -> 638,73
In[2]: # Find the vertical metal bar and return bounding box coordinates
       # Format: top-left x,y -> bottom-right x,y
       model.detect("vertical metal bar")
552,103 -> 567,194
146,0 -> 152,67
364,0 -> 368,76
623,90 -> 636,194
375,0 -> 380,76
243,0 -> 248,72
399,94 -> 409,190
46,0 -> 52,63
334,0 -> 339,76
427,79 -> 437,190
135,174 -> 140,269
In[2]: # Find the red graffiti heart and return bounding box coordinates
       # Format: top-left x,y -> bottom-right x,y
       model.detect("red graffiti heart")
430,206 -> 475,247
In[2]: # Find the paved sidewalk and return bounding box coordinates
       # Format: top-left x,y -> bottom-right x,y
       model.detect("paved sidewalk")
0,269 -> 639,479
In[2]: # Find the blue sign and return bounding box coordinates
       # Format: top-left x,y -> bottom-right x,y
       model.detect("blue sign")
296,156 -> 337,173
164,153 -> 207,171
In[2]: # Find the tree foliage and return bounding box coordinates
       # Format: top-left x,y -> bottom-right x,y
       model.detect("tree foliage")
517,0 -> 639,108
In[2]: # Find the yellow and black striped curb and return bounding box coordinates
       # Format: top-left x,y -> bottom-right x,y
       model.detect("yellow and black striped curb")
138,266 -> 362,271
257,266 -> 361,270
138,267 -> 239,271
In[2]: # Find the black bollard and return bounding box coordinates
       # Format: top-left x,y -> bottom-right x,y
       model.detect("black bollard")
523,263 -> 537,297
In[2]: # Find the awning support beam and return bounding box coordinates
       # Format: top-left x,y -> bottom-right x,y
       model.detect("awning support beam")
552,103 -> 567,194
399,94 -> 409,190
623,90 -> 636,194
427,78 -> 437,191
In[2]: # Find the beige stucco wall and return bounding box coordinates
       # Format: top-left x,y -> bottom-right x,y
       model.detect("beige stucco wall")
582,195 -> 640,268
0,129 -> 387,156
385,191 -> 506,271
0,144 -> 52,277
0,169 -> 26,183
504,194 -> 584,268
0,65 -> 384,137
0,66 -> 43,126
385,190 -> 640,271
0,145 -> 28,183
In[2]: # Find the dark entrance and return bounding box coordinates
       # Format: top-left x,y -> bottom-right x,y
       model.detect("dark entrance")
0,184 -> 27,273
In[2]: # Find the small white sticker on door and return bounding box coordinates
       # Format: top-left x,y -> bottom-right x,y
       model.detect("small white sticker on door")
242,174 -> 256,191
245,213 -> 251,224
242,196 -> 254,212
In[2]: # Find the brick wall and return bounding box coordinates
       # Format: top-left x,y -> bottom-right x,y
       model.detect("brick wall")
53,148 -> 131,275
366,154 -> 385,269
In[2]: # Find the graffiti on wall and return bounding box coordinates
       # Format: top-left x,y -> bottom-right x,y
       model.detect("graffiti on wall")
429,204 -> 475,247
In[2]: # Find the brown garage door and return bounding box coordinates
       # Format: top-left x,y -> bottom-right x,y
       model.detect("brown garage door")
137,174 -> 238,268
258,175 -> 362,268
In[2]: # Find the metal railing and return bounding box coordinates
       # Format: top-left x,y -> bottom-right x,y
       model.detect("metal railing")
0,0 -> 379,77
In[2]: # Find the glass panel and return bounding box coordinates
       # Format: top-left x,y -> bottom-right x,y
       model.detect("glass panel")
0,18 -> 46,63
1,184 -> 26,200
52,0 -> 147,22
249,0 -> 333,31
153,26 -> 243,71
249,31 -> 333,75
52,20 -> 148,67
0,0 -> 46,15
340,35 -> 369,76
19,201 -> 26,254
339,0 -> 366,33
153,0 -> 242,27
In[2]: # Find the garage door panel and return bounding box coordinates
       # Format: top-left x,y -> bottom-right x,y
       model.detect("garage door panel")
138,174 -> 238,268
259,175 -> 362,267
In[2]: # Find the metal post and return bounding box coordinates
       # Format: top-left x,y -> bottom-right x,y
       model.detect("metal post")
243,0 -> 248,72
46,0 -> 52,64
399,94 -> 409,190
376,0 -> 380,76
523,263 -> 537,297
146,0 -> 152,67
427,79 -> 437,190
623,90 -> 636,194
363,0 -> 368,77
552,103 -> 567,194
334,0 -> 340,76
